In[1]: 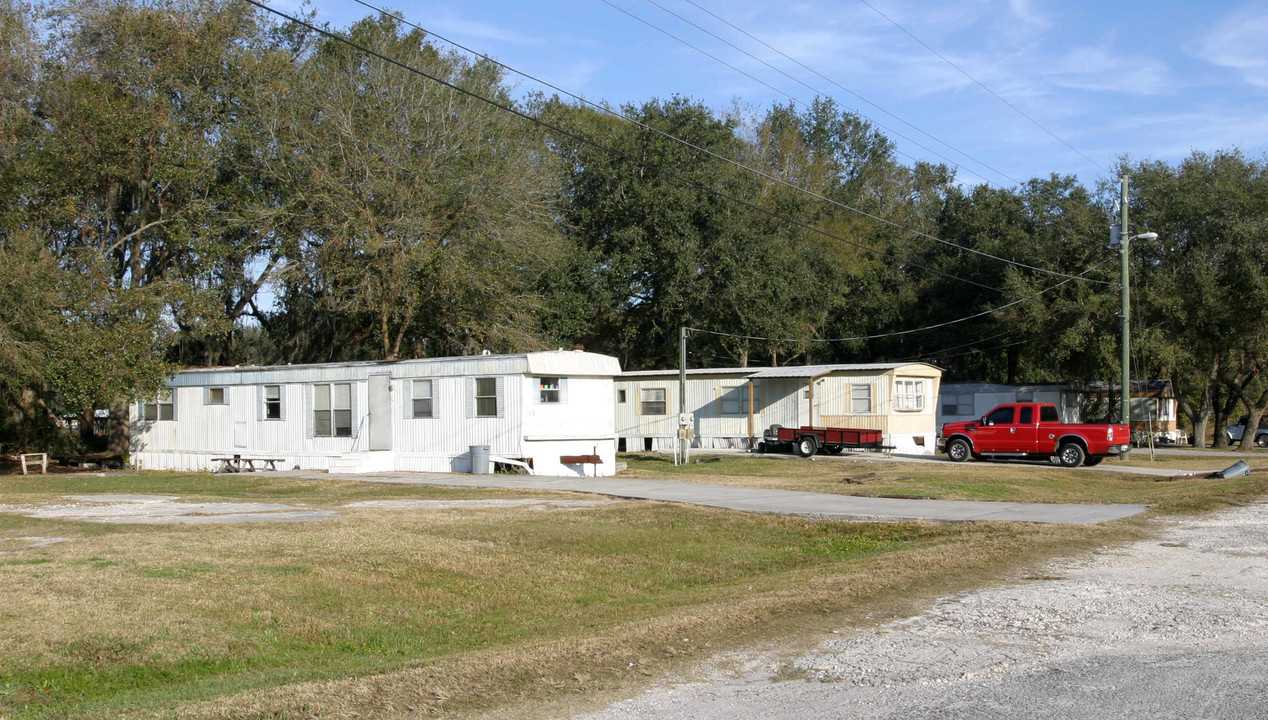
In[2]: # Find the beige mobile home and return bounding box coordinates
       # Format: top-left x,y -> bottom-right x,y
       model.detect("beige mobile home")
616,363 -> 942,455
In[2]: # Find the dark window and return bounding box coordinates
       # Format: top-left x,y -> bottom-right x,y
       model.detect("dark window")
143,391 -> 174,421
314,383 -> 352,437
264,385 -> 282,420
412,380 -> 433,418
1019,407 -> 1033,424
985,407 -> 1014,425
1040,405 -> 1060,423
618,389 -> 627,404
537,377 -> 561,403
206,387 -> 227,405
475,377 -> 498,417
640,388 -> 667,416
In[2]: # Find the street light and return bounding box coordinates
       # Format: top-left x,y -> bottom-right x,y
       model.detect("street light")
1118,223 -> 1158,442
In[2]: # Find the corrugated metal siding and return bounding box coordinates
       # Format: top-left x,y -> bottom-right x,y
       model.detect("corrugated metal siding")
166,351 -> 620,389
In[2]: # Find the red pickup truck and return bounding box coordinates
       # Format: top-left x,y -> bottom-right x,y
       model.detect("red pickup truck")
937,403 -> 1130,468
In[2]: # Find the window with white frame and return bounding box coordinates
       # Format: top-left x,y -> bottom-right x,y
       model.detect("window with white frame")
850,384 -> 872,413
412,379 -> 434,418
640,387 -> 667,415
205,387 -> 227,405
313,383 -> 352,437
720,384 -> 749,415
142,390 -> 174,421
894,378 -> 925,412
941,393 -> 974,417
537,377 -> 561,403
475,377 -> 498,417
263,385 -> 282,420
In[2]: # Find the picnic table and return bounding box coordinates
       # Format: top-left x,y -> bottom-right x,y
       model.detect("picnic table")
212,456 -> 284,473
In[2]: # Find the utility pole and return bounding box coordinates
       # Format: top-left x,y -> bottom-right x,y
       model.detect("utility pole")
679,326 -> 689,465
1119,175 -> 1132,451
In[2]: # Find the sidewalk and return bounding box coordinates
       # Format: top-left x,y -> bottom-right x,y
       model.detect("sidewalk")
310,470 -> 1148,525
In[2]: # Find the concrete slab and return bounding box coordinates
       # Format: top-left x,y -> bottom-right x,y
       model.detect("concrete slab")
342,472 -> 1147,525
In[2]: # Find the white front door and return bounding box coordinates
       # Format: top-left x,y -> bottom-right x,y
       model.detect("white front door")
368,374 -> 392,451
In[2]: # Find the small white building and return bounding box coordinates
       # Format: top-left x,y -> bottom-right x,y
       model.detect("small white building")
615,363 -> 942,455
131,351 -> 621,476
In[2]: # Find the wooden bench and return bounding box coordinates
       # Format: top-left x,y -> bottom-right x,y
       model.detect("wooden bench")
211,456 -> 285,473
19,453 -> 47,475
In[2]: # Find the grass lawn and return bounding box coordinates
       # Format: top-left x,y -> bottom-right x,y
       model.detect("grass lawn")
1,466 -> 1265,719
619,452 -> 1268,513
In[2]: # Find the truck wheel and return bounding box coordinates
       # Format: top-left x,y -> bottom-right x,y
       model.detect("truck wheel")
795,437 -> 817,458
946,438 -> 971,462
1257,434 -> 1268,449
1082,456 -> 1104,467
1057,442 -> 1086,468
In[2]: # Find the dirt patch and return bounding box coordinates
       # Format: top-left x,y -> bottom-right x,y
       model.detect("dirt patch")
0,495 -> 336,525
345,499 -> 616,511
0,495 -> 619,526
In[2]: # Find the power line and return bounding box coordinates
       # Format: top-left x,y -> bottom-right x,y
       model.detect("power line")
651,0 -> 1024,188
347,0 -> 1113,287
598,0 -> 999,188
684,259 -> 1112,345
241,0 -> 1005,293
856,0 -> 1112,176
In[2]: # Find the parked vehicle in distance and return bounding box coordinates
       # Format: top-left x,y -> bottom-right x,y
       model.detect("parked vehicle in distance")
937,403 -> 1130,468
1226,415 -> 1268,448
759,425 -> 888,457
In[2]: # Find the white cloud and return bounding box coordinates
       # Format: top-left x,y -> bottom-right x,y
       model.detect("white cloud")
1189,2 -> 1268,88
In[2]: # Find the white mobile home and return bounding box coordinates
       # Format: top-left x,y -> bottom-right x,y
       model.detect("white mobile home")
615,363 -> 942,455
937,382 -> 1082,427
131,351 -> 621,476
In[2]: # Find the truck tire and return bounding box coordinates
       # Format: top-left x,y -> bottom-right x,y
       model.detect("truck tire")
1057,442 -> 1086,468
1257,434 -> 1268,449
795,437 -> 817,458
946,438 -> 971,462
1083,456 -> 1104,467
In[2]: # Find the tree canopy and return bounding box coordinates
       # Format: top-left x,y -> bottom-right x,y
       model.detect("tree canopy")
1,0 -> 1264,449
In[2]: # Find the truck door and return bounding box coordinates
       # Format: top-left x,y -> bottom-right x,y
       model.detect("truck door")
1014,405 -> 1040,453
975,405 -> 1018,452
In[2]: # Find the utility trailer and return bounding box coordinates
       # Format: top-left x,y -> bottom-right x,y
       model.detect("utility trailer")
759,425 -> 888,457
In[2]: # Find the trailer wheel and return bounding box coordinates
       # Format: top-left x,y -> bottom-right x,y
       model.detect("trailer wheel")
946,438 -> 971,462
1057,442 -> 1086,468
795,437 -> 818,458
826,446 -> 844,455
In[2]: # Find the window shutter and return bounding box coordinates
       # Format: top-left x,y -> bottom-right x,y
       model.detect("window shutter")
278,386 -> 286,422
171,389 -> 178,422
432,380 -> 440,420
495,376 -> 505,418
256,386 -> 264,421
559,378 -> 568,405
402,379 -> 412,419
203,387 -> 210,405
635,385 -> 642,415
304,385 -> 314,438
465,377 -> 474,418
531,377 -> 540,405
349,383 -> 359,438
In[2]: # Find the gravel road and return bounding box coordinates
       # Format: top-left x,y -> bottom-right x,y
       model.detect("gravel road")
574,502 -> 1268,720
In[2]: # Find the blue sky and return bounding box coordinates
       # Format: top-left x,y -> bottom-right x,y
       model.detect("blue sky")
288,0 -> 1268,191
